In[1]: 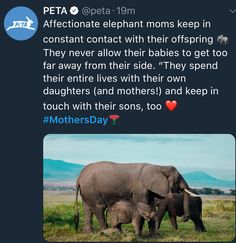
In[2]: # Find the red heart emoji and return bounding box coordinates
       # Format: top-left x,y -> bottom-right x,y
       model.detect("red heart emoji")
166,100 -> 177,111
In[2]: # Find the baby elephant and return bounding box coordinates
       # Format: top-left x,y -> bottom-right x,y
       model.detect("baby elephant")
107,200 -> 157,236
155,192 -> 206,232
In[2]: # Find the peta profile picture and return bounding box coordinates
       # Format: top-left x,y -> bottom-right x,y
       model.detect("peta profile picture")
4,6 -> 38,41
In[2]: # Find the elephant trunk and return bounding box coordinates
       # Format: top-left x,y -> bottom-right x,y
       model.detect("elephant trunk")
154,215 -> 159,235
74,179 -> 80,231
182,190 -> 190,222
179,177 -> 190,221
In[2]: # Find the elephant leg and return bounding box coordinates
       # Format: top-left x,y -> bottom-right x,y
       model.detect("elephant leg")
156,206 -> 167,230
168,212 -> 178,230
139,217 -> 145,234
93,205 -> 108,231
199,219 -> 206,232
132,215 -> 142,236
193,218 -> 206,232
193,218 -> 201,232
83,202 -> 93,233
148,219 -> 156,236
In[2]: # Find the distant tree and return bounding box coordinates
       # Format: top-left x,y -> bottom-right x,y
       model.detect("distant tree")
186,188 -> 227,195
192,188 -> 202,194
212,188 -> 224,195
230,189 -> 235,195
191,188 -> 202,194
202,187 -> 213,195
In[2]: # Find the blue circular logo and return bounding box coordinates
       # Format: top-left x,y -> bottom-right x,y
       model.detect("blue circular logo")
4,6 -> 38,41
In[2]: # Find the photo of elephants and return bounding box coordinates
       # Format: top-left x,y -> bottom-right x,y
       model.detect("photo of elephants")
43,134 -> 235,242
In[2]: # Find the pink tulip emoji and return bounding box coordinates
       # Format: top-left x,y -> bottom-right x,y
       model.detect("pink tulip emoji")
109,114 -> 120,125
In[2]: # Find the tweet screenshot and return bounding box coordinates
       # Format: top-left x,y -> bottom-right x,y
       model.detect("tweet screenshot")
1,0 -> 235,242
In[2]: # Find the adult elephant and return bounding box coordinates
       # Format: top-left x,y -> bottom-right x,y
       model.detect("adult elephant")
74,161 -> 196,236
155,190 -> 206,232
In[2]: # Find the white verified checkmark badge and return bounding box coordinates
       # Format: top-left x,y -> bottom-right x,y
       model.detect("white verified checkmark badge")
70,6 -> 79,15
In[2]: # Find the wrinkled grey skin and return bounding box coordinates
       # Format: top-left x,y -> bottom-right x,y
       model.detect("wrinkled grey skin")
74,161 -> 191,236
107,200 -> 157,235
155,191 -> 206,232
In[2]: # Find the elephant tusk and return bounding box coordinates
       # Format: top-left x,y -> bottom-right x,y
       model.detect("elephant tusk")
184,189 -> 201,197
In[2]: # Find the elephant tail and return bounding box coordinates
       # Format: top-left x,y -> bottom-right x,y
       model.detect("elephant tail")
105,207 -> 108,222
74,178 -> 80,231
200,197 -> 203,219
105,204 -> 111,223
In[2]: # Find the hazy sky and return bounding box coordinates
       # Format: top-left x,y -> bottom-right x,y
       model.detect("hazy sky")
44,134 -> 235,180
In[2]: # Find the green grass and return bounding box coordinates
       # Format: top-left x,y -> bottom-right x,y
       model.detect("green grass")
43,200 -> 235,242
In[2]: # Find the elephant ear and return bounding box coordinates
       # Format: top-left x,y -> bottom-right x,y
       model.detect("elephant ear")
136,202 -> 151,220
141,166 -> 169,197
